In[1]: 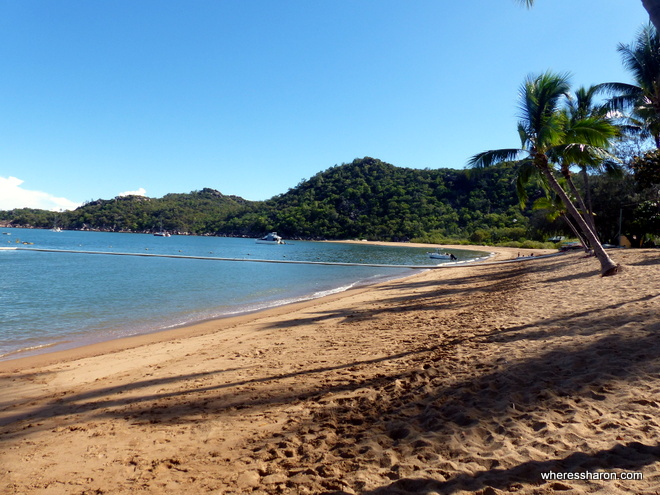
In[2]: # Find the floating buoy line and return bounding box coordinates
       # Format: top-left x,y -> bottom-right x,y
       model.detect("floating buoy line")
1,246 -> 563,269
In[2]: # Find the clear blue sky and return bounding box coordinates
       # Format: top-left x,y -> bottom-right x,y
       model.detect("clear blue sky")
0,0 -> 650,210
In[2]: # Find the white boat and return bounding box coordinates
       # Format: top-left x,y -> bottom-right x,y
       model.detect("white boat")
428,250 -> 456,260
51,212 -> 63,232
154,232 -> 171,237
256,232 -> 284,244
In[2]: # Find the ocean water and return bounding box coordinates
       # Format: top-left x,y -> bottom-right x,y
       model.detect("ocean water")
0,228 -> 487,360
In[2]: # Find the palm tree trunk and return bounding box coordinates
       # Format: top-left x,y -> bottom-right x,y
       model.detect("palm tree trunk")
564,172 -> 597,245
561,213 -> 588,247
580,167 -> 596,234
642,0 -> 660,32
540,167 -> 620,276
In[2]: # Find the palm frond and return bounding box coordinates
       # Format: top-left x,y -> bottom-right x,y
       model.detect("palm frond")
617,123 -> 647,138
550,143 -> 620,168
514,160 -> 540,208
597,82 -> 643,115
567,85 -> 609,120
467,149 -> 524,168
517,122 -> 532,149
601,160 -> 625,179
532,196 -> 560,210
537,111 -> 568,150
617,24 -> 660,92
518,71 -> 572,152
607,95 -> 641,113
532,196 -> 564,221
564,116 -> 619,146
596,82 -> 641,97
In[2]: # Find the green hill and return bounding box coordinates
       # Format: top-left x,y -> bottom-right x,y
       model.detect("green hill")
242,157 -> 529,241
0,157 -> 548,242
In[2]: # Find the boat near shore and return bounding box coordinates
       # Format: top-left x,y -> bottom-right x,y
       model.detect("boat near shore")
428,249 -> 456,260
256,232 -> 284,244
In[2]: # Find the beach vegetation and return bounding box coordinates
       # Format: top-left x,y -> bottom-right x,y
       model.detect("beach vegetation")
631,148 -> 660,189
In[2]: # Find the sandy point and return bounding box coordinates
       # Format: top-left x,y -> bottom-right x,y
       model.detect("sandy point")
0,246 -> 658,494
330,239 -> 558,262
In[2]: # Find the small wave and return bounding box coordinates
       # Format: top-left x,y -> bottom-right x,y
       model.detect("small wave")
217,282 -> 360,317
0,341 -> 72,360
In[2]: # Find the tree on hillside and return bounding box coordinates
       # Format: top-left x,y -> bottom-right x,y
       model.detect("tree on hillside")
516,0 -> 660,34
468,71 -> 621,276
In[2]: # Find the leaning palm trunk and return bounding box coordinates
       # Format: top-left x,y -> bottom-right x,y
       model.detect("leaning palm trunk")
561,213 -> 589,248
580,168 -> 597,234
563,171 -> 598,249
539,166 -> 619,275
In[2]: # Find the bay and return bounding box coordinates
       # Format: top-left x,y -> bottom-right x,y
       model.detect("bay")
0,228 -> 487,360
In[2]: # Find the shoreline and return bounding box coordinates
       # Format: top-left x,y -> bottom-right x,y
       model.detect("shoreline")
1,247 -> 658,494
0,267 -> 400,366
0,242 -> 545,368
0,270 -> 402,372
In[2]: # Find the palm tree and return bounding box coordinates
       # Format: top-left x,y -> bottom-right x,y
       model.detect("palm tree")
600,24 -> 660,148
468,71 -> 620,276
516,0 -> 660,34
563,85 -> 625,239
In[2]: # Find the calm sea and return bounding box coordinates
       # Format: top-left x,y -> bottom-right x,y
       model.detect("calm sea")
0,228 -> 487,360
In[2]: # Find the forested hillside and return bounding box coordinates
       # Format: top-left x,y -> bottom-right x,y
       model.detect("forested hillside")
0,157 -> 564,243
0,188 -> 255,236
225,157 -> 533,241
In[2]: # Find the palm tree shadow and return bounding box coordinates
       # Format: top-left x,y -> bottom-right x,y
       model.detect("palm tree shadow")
0,347 -> 437,434
479,292 -> 659,344
628,254 -> 660,267
252,292 -> 660,494
361,441 -> 660,494
260,262 -> 530,332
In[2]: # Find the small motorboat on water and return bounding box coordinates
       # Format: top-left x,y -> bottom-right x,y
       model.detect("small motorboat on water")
154,232 -> 171,237
428,250 -> 457,260
256,232 -> 284,244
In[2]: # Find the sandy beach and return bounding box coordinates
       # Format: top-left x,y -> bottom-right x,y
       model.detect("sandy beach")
1,245 -> 659,494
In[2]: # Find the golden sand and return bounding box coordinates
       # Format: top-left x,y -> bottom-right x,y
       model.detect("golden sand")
1,246 -> 658,494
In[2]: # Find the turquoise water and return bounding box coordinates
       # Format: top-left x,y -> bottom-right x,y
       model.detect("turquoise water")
0,228 -> 487,360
